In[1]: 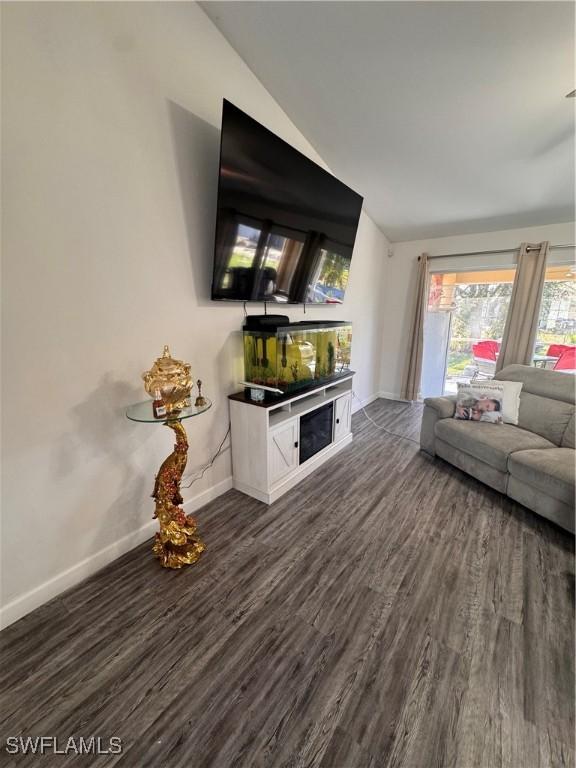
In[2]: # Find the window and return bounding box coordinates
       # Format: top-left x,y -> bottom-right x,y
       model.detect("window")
534,265 -> 576,373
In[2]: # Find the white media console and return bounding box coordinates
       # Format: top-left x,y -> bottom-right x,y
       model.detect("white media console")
229,374 -> 354,504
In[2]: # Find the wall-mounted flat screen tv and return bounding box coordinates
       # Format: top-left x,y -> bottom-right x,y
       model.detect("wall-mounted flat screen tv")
211,100 -> 363,304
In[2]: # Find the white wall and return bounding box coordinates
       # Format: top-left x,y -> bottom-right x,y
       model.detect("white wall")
1,2 -> 389,627
380,221 -> 575,399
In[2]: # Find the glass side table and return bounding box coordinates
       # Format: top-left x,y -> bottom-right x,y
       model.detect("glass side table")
126,399 -> 212,569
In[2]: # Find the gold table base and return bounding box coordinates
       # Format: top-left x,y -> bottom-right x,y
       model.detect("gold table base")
151,420 -> 205,569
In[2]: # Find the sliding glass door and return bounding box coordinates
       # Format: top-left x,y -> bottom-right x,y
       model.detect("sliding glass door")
422,269 -> 516,397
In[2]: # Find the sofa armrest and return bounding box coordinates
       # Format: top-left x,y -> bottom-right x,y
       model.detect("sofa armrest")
423,396 -> 456,419
420,396 -> 456,456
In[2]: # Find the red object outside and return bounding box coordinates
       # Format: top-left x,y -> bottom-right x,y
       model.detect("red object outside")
553,348 -> 576,371
546,344 -> 574,359
472,340 -> 500,361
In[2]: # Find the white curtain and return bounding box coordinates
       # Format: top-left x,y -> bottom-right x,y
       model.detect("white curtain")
401,253 -> 429,400
495,241 -> 549,372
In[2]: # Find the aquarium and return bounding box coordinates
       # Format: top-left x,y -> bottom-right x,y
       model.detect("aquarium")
243,318 -> 352,396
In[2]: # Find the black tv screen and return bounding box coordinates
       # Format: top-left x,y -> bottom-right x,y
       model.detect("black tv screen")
211,100 -> 363,303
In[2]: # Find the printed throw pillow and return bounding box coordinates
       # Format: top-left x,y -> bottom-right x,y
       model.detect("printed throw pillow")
454,382 -> 505,424
493,379 -> 523,425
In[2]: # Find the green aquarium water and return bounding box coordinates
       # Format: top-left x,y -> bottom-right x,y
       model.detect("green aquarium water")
243,321 -> 352,394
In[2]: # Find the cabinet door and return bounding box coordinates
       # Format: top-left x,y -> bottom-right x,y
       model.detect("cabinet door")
333,393 -> 352,443
269,419 -> 299,486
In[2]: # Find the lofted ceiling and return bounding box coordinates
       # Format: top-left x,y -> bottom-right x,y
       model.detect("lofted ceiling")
201,1 -> 575,242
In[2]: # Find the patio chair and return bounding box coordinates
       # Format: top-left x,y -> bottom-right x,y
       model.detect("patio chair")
553,347 -> 576,373
546,344 -> 573,359
471,340 -> 499,380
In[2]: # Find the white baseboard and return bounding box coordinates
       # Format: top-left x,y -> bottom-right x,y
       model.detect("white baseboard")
351,390 -> 414,407
378,390 -> 413,404
0,476 -> 233,630
351,391 -> 379,413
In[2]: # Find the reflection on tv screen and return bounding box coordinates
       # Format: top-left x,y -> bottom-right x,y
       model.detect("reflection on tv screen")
307,250 -> 350,304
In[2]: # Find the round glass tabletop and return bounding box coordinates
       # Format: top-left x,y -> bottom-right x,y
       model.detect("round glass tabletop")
126,398 -> 212,423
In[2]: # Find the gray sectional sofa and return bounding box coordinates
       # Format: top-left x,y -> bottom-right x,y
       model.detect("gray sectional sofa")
420,364 -> 575,533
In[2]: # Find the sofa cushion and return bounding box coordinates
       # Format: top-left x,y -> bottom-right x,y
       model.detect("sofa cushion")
508,448 -> 575,506
434,419 -> 555,473
515,392 -> 574,446
495,364 -> 575,405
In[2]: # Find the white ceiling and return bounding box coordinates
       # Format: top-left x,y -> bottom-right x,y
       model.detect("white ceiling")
201,1 -> 575,242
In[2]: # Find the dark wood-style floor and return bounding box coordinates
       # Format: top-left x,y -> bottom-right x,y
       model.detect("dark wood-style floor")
1,400 -> 574,767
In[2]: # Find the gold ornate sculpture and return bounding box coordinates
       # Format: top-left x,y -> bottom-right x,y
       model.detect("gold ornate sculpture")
142,345 -> 193,413
151,419 -> 205,568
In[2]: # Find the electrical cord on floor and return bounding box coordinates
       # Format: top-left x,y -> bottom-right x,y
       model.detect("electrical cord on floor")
352,390 -> 421,445
181,423 -> 231,489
